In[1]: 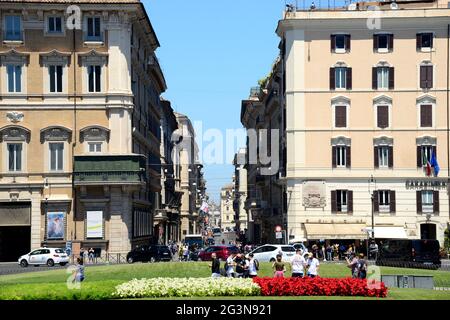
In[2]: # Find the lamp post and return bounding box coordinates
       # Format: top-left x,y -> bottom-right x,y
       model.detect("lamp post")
368,176 -> 376,259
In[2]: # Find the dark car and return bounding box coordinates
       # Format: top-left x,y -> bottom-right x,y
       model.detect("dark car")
376,239 -> 441,269
197,245 -> 240,261
126,245 -> 172,264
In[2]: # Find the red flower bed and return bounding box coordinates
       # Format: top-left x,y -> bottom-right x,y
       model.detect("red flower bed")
253,277 -> 388,298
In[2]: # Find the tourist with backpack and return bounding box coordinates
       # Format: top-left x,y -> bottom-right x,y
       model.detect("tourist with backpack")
345,254 -> 359,278
291,249 -> 307,278
356,253 -> 367,279
246,253 -> 259,278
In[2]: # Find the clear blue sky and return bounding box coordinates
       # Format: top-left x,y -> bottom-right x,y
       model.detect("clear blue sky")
144,0 -> 285,202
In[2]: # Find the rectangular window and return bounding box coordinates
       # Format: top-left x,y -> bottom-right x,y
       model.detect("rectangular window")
377,67 -> 389,90
6,64 -> 22,93
88,142 -> 102,153
420,104 -> 432,127
49,142 -> 64,171
331,34 -> 350,53
48,17 -> 62,33
335,146 -> 347,167
377,105 -> 389,128
378,190 -> 391,213
335,105 -> 347,128
7,143 -> 22,171
421,190 -> 434,213
86,17 -> 101,41
378,146 -> 389,168
5,15 -> 22,41
420,65 -> 433,89
335,67 -> 347,89
417,33 -> 433,50
336,190 -> 348,212
421,145 -> 433,167
49,65 -> 63,93
88,65 -> 101,92
377,34 -> 388,50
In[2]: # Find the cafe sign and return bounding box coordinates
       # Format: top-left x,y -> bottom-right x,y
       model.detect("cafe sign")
405,179 -> 448,190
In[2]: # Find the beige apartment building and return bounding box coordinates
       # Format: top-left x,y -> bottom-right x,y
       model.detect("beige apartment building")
232,148 -> 248,233
276,0 -> 450,246
0,0 -> 166,261
220,184 -> 235,231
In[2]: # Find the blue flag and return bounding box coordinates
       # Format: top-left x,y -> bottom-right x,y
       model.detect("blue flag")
430,151 -> 440,177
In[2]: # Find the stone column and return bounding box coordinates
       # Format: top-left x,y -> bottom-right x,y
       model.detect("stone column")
30,190 -> 42,250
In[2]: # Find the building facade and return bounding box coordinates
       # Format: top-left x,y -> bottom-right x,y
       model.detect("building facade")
0,0 -> 166,261
232,148 -> 249,234
276,0 -> 450,245
220,184 -> 235,231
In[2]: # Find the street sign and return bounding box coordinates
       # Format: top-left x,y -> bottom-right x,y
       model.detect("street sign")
275,225 -> 282,233
275,232 -> 283,239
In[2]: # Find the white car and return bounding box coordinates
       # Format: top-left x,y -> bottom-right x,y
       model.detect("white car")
18,248 -> 69,267
250,244 -> 303,263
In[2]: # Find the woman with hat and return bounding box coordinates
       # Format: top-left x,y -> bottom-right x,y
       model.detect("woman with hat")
306,252 -> 320,278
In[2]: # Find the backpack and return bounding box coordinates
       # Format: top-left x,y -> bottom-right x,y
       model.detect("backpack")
254,259 -> 259,271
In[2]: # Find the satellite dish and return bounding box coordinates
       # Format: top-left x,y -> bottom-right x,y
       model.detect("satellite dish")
390,1 -> 399,9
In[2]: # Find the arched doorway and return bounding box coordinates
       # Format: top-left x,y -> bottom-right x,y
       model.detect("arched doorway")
420,223 -> 436,240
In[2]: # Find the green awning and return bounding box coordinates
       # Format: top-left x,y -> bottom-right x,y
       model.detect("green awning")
74,155 -> 146,185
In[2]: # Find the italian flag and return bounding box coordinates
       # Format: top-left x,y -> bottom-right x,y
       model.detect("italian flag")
423,152 -> 432,177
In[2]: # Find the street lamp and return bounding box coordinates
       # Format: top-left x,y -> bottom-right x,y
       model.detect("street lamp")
368,175 -> 376,240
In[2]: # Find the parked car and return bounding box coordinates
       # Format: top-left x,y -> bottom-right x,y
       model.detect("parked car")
376,239 -> 441,269
249,244 -> 298,262
197,245 -> 240,261
18,248 -> 69,267
126,245 -> 172,264
212,227 -> 222,237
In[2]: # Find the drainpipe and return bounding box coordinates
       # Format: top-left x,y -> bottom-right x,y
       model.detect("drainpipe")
72,27 -> 78,241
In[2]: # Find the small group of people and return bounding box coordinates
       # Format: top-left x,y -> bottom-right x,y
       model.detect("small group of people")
79,247 -> 96,264
210,252 -> 259,278
272,250 -> 320,278
345,253 -> 368,279
178,243 -> 200,262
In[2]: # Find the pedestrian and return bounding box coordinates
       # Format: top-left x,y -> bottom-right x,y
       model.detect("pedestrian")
291,249 -> 307,278
83,248 -> 89,264
178,244 -> 184,261
72,257 -> 85,283
306,252 -> 320,278
183,245 -> 189,262
246,253 -> 259,278
235,253 -> 245,278
312,243 -> 318,258
356,253 -> 368,279
226,252 -> 236,277
88,248 -> 95,264
369,241 -> 379,260
272,254 -> 286,278
345,254 -> 359,278
210,253 -> 221,278
321,245 -> 326,261
326,244 -> 333,261
79,247 -> 84,262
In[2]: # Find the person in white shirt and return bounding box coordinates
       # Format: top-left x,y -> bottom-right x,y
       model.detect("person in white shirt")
226,253 -> 236,278
246,253 -> 258,278
306,252 -> 320,278
291,249 -> 307,278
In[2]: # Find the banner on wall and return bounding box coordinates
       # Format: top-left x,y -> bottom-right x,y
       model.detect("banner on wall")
47,212 -> 65,239
86,211 -> 103,238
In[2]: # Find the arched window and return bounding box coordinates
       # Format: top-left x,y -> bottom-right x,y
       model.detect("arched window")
0,125 -> 30,172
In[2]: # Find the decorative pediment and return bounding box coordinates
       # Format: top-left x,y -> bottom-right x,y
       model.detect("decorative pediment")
375,60 -> 391,67
40,126 -> 72,143
0,49 -> 30,65
331,95 -> 350,106
331,136 -> 351,146
6,111 -> 24,123
416,136 -> 436,146
373,136 -> 393,146
78,50 -> 108,65
0,125 -> 30,142
79,126 -> 110,142
333,61 -> 348,67
416,94 -> 436,105
373,95 -> 392,106
39,50 -> 71,65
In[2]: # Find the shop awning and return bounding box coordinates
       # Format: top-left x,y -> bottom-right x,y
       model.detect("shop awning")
373,227 -> 408,239
304,223 -> 366,240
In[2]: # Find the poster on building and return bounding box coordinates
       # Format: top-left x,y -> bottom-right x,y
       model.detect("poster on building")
47,212 -> 65,239
86,211 -> 103,239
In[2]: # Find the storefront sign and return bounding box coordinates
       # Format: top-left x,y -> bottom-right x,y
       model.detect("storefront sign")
303,181 -> 326,208
47,212 -> 65,239
405,180 -> 448,190
86,211 -> 103,239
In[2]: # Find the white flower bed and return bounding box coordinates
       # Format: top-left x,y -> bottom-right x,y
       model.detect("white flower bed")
114,278 -> 261,298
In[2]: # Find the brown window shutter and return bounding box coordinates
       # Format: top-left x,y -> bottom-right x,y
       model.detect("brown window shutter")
388,34 -> 394,51
346,68 -> 352,90
421,105 -> 432,127
389,67 -> 395,90
373,34 -> 378,51
373,191 -> 379,213
347,191 -> 353,213
332,146 -> 337,168
390,190 -> 396,213
388,146 -> 394,168
374,146 -> 379,168
346,146 -> 351,168
330,68 -> 335,90
433,191 -> 439,213
331,191 -> 337,213
372,67 -> 378,90
430,34 -> 434,49
427,66 -> 433,88
417,146 -> 422,167
335,105 -> 346,127
377,105 -> 389,128
417,191 -> 422,214
416,33 -> 422,50
345,35 -> 351,52
420,66 -> 427,89
331,35 -> 336,52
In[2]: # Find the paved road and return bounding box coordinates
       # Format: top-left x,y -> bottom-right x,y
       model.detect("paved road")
0,262 -> 109,276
